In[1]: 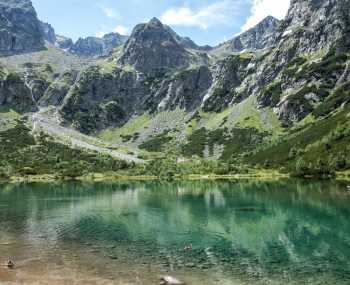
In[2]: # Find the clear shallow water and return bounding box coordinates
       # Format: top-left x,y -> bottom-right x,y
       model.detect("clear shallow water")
0,180 -> 350,285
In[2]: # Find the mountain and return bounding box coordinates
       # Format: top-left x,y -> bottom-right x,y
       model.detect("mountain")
0,0 -> 349,178
118,18 -> 190,74
70,33 -> 128,58
165,25 -> 212,51
40,21 -> 56,44
55,35 -> 73,50
39,19 -> 127,57
0,0 -> 45,55
213,16 -> 280,56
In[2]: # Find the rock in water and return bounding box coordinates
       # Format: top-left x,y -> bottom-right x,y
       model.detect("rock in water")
6,259 -> 14,269
160,276 -> 185,285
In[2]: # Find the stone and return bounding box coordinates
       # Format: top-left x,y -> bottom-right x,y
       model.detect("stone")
160,276 -> 185,285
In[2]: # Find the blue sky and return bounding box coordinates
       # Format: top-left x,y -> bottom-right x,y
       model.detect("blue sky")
32,0 -> 290,46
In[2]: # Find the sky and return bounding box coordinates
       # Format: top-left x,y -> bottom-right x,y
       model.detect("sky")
31,0 -> 291,46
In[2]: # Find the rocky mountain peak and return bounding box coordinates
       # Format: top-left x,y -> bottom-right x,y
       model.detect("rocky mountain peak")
40,21 -> 56,44
0,0 -> 45,55
212,16 -> 280,56
69,32 -> 128,58
148,17 -> 163,27
118,18 -> 189,74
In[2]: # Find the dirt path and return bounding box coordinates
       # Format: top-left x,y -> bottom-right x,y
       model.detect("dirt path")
31,108 -> 144,164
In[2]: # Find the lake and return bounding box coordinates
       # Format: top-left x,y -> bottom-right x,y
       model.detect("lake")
0,180 -> 350,285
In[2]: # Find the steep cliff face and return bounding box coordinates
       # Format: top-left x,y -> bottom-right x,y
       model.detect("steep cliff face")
39,70 -> 78,107
40,21 -> 56,44
213,16 -> 280,56
0,65 -> 37,112
55,35 -> 73,50
70,33 -> 128,58
148,66 -> 212,112
276,0 -> 346,54
60,66 -> 149,133
203,54 -> 253,112
39,21 -> 74,50
211,0 -> 350,126
118,18 -> 190,75
165,25 -> 212,51
0,0 -> 45,55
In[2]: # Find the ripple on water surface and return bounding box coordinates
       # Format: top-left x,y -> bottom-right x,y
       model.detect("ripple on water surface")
0,180 -> 350,285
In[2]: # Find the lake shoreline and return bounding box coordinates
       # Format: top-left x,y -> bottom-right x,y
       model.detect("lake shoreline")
1,169 -> 349,184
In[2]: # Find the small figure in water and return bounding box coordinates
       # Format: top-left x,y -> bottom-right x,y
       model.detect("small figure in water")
184,244 -> 192,251
6,259 -> 14,269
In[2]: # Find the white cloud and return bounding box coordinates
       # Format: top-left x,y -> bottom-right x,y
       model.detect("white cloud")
114,25 -> 129,36
96,24 -> 129,38
98,5 -> 120,19
160,0 -> 243,30
240,0 -> 290,32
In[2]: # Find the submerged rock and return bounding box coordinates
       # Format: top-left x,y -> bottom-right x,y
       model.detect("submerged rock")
6,259 -> 14,269
160,276 -> 185,285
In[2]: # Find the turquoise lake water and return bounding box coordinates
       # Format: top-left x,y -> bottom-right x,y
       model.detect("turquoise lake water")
0,180 -> 350,285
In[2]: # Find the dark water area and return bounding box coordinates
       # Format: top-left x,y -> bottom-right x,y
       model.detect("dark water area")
0,180 -> 350,284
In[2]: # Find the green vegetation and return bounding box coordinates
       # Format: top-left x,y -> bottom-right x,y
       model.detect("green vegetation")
259,81 -> 282,106
246,103 -> 350,178
139,131 -> 173,152
182,127 -> 266,161
0,120 -> 131,180
313,81 -> 350,117
99,114 -> 151,143
291,51 -> 348,83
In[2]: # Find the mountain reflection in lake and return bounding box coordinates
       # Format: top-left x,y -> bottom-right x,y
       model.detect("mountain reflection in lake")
0,180 -> 350,285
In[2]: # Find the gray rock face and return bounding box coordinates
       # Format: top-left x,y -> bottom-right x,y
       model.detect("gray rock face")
102,33 -> 128,54
214,16 -> 280,55
40,21 -> 56,44
203,55 -> 252,112
118,18 -> 189,74
70,33 -> 128,58
151,66 -> 212,112
59,64 -> 213,133
0,65 -> 37,112
39,20 -> 74,50
275,0 -> 346,54
39,70 -> 78,107
60,66 -> 149,133
0,0 -> 45,55
165,26 -> 212,51
55,35 -> 73,50
239,0 -> 350,125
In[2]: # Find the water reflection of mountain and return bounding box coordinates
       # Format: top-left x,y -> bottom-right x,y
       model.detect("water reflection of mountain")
0,180 -> 350,284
